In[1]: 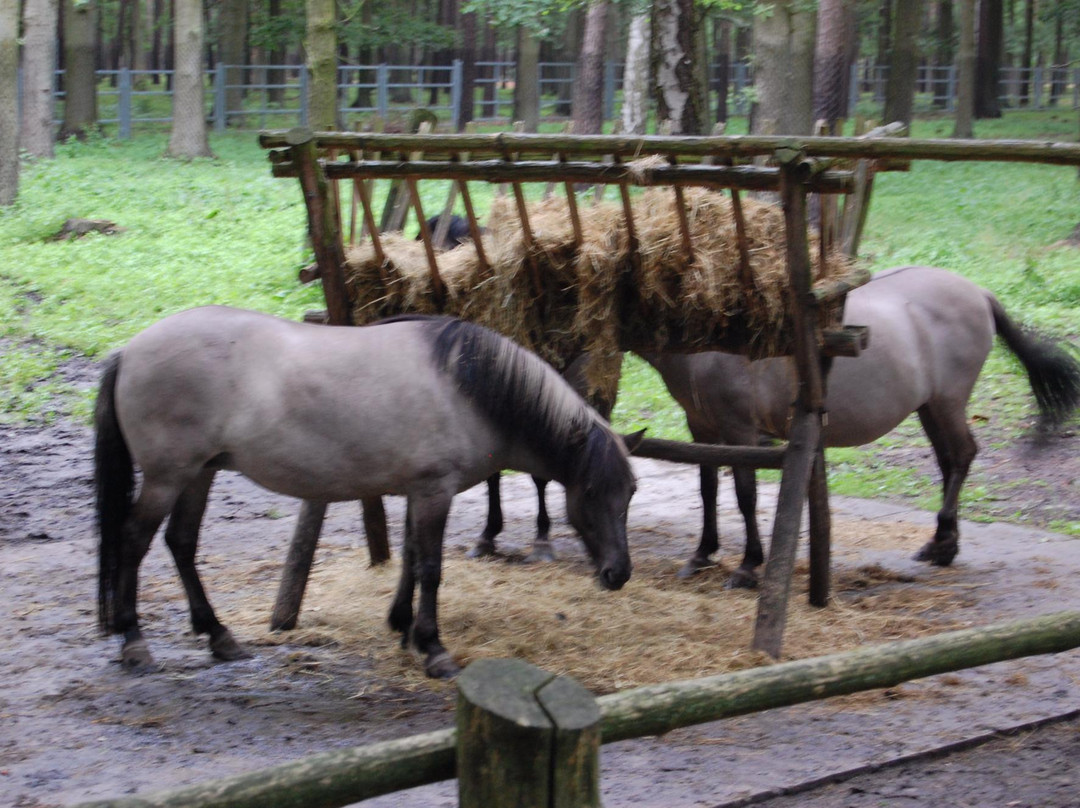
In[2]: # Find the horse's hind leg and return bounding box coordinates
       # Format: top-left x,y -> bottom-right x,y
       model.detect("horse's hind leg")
525,477 -> 556,563
727,466 -> 764,589
388,501 -> 417,642
467,472 -> 502,558
679,464 -> 720,578
163,469 -> 248,661
113,486 -> 175,669
914,401 -> 977,566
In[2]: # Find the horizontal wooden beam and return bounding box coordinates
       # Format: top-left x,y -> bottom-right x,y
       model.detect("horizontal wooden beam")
632,437 -> 787,469
259,130 -> 1080,167
271,159 -> 858,194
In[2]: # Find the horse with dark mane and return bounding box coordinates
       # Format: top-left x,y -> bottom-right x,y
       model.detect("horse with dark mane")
644,266 -> 1080,585
95,309 -> 639,678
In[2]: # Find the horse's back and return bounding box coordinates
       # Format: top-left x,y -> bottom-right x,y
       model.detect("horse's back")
114,308 -> 504,500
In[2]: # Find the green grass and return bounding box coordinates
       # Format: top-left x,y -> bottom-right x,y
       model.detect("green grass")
1,113 -> 1077,530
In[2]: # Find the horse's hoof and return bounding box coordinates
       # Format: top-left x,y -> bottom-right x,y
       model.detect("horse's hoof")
210,629 -> 251,661
676,557 -> 714,579
525,544 -> 556,564
121,638 -> 154,669
725,568 -> 760,589
914,540 -> 958,566
466,542 -> 497,559
424,650 -> 461,679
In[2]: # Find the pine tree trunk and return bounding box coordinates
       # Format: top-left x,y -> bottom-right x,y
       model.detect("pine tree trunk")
814,0 -> 855,128
457,10 -> 477,129
751,0 -> 816,136
883,0 -> 922,127
571,0 -> 609,135
20,0 -> 59,158
974,0 -> 1002,118
166,0 -> 213,158
219,0 -> 246,126
621,13 -> 649,134
61,0 -> 99,139
0,0 -> 18,204
305,0 -> 338,130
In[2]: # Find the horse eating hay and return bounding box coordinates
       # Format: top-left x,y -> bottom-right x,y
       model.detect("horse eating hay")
95,308 -> 640,678
644,266 -> 1080,585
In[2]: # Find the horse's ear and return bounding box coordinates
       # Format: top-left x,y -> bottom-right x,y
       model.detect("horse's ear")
620,428 -> 647,454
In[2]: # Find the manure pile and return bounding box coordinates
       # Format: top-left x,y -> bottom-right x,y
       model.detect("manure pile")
345,187 -> 854,400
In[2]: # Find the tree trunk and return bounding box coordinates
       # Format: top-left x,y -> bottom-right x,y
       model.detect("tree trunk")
571,0 -> 609,135
267,0 -> 284,104
651,0 -> 707,134
713,17 -> 730,124
952,0 -> 975,137
305,0 -> 338,130
1019,0 -> 1033,106
513,25 -> 540,131
974,0 -> 1002,118
621,12 -> 649,135
20,0 -> 59,158
61,0 -> 99,140
0,0 -> 18,205
166,0 -> 213,158
876,0 -> 891,67
882,0 -> 922,127
751,0 -> 816,136
456,9 -> 477,129
933,0 -> 953,108
814,0 -> 855,129
219,0 -> 247,126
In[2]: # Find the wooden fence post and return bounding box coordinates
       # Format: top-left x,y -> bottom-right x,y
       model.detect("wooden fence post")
457,659 -> 601,808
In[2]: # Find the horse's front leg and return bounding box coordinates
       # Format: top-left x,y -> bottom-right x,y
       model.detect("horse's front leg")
525,477 -> 556,563
407,493 -> 460,679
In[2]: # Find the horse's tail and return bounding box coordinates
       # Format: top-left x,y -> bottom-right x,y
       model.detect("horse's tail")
988,294 -> 1080,430
95,351 -> 134,634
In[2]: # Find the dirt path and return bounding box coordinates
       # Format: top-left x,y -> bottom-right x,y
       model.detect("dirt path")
2,393 -> 1079,806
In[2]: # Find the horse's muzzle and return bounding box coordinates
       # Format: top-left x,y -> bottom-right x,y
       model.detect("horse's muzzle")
599,563 -> 631,591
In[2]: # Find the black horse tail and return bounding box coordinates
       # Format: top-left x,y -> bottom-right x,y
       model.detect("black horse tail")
95,351 -> 134,634
987,294 -> 1080,430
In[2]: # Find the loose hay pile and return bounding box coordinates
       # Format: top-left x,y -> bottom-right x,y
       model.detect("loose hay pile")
345,187 -> 856,399
227,519 -> 968,695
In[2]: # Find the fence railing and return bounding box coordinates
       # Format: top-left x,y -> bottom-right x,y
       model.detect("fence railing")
25,59 -> 1080,139
73,611 -> 1080,808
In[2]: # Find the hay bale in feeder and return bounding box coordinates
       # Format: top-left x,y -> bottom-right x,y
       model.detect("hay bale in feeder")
344,187 -> 855,398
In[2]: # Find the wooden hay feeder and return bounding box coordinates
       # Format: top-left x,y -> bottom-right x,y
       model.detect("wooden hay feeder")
259,124 -> 912,658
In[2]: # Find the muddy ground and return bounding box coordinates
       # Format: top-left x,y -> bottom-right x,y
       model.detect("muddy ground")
2,355 -> 1079,808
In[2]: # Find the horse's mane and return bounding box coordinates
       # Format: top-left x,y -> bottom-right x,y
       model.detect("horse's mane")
421,316 -> 629,486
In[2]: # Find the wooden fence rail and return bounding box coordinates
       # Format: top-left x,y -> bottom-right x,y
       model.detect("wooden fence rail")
76,610 -> 1080,808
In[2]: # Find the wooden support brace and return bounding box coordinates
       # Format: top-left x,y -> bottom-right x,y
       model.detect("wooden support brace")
270,500 -> 328,632
407,178 -> 446,305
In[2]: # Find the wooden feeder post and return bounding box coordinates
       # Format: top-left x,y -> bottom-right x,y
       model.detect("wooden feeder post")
457,659 -> 601,808
270,128 -> 390,633
751,152 -> 831,658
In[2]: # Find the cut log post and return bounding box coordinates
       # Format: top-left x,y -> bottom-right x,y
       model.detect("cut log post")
457,659 -> 600,808
271,500 -> 329,632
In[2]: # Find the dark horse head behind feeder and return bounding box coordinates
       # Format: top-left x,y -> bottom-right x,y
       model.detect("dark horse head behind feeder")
418,214 -> 483,251
95,309 -> 640,679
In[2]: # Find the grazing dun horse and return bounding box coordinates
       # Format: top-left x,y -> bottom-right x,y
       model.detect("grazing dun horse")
644,266 -> 1080,585
96,309 -> 638,678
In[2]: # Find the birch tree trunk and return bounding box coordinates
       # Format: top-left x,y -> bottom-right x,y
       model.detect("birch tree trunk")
305,0 -> 338,130
166,0 -> 213,158
0,0 -> 18,204
651,0 -> 707,134
751,0 -> 815,136
571,0 -> 610,135
621,13 -> 650,135
20,0 -> 59,157
61,0 -> 99,140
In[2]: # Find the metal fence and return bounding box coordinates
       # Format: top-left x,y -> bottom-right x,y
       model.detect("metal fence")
26,59 -> 1080,138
